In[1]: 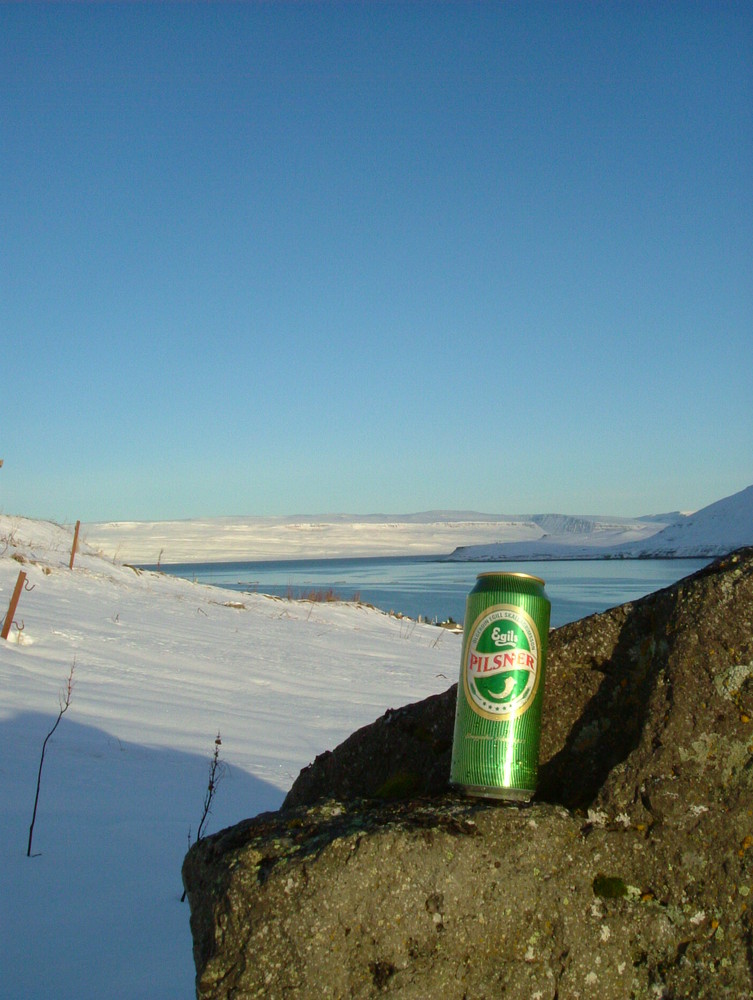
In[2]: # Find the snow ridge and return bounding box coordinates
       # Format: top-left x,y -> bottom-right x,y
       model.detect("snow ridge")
619,484 -> 753,558
445,485 -> 752,561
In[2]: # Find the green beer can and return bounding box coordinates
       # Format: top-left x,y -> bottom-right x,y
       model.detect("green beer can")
450,572 -> 550,801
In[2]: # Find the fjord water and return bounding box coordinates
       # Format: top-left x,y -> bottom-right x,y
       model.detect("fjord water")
154,556 -> 711,628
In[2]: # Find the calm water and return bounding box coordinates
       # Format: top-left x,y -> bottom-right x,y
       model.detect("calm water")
150,556 -> 711,629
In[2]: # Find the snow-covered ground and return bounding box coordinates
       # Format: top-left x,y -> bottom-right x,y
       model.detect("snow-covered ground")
0,516 -> 459,1000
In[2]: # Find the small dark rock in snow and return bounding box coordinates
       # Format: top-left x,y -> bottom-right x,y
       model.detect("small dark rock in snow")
183,549 -> 753,999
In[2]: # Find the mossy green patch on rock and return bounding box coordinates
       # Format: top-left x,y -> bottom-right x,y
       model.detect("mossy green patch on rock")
592,873 -> 642,900
373,771 -> 421,801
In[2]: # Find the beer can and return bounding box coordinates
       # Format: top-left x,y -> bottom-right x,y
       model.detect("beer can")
450,572 -> 550,801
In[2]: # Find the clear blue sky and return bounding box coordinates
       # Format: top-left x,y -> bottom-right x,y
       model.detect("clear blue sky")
2,1 -> 751,522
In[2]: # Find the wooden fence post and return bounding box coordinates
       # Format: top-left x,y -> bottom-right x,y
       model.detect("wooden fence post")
2,570 -> 27,640
69,520 -> 81,570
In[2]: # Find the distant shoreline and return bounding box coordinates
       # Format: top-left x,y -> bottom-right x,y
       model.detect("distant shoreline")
137,551 -> 718,571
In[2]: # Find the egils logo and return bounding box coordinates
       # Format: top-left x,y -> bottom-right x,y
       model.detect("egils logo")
463,605 -> 541,720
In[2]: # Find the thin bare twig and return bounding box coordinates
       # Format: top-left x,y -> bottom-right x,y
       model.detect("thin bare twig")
181,732 -> 225,901
27,660 -> 75,857
196,732 -> 224,842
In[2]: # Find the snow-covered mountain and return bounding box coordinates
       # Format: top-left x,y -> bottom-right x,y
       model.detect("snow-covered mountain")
447,485 -> 752,561
82,512 -> 661,564
444,517 -> 670,561
78,486 -> 751,563
617,484 -> 753,558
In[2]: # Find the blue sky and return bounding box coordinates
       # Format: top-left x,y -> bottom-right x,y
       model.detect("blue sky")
2,1 -> 751,522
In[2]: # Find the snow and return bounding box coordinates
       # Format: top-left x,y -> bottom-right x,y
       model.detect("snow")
447,485 -> 753,561
83,488 -> 750,568
82,513 -> 552,564
619,484 -> 753,557
445,517 -> 667,561
0,515 -> 459,999
84,511 -> 674,566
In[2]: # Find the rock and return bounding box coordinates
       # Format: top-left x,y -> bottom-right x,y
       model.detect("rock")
281,686 -> 456,810
183,549 -> 753,999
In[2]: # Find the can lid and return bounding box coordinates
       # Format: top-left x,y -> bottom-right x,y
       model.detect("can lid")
476,571 -> 546,586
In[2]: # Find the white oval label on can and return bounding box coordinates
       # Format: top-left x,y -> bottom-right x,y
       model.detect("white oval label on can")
463,605 -> 541,721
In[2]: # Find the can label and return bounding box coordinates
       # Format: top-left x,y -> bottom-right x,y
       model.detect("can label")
451,572 -> 550,800
464,605 -> 541,720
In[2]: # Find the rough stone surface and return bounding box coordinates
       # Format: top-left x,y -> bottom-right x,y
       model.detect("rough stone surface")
183,550 -> 753,999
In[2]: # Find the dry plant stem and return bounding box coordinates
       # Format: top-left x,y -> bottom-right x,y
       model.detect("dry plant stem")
197,733 -> 223,841
27,660 -> 75,857
181,732 -> 224,901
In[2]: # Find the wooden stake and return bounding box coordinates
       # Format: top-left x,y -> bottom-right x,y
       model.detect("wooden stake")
2,570 -> 26,640
69,520 -> 81,570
